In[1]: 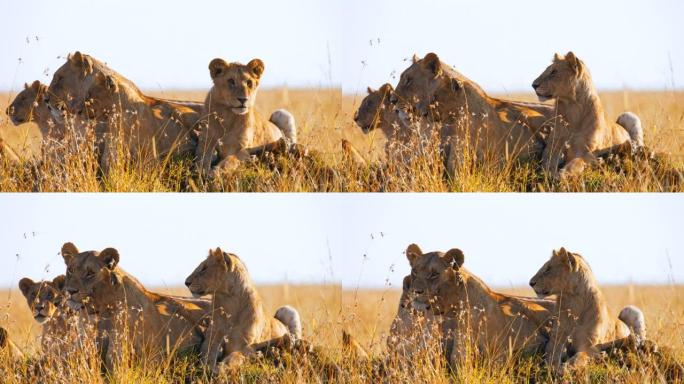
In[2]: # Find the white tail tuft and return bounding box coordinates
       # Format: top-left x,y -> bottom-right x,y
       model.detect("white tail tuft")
619,305 -> 646,345
616,112 -> 644,147
270,109 -> 297,145
275,305 -> 302,340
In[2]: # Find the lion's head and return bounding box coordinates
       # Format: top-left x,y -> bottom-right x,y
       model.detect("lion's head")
61,242 -> 120,311
529,247 -> 590,298
354,83 -> 396,133
6,81 -> 48,126
18,275 -> 66,324
532,52 -> 587,102
47,52 -> 98,122
405,243 -> 466,315
81,72 -> 122,119
185,247 -> 249,298
207,58 -> 265,116
394,53 -> 464,120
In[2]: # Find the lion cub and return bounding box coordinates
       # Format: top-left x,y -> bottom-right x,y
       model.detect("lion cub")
196,58 -> 297,175
532,52 -> 643,178
185,248 -> 302,373
529,247 -> 631,373
18,275 -> 90,355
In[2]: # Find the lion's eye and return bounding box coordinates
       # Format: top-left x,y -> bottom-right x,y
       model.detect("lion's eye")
246,79 -> 253,88
67,267 -> 74,274
404,78 -> 412,86
228,79 -> 236,87
550,69 -> 557,76
429,272 -> 439,280
544,266 -> 551,274
85,270 -> 95,279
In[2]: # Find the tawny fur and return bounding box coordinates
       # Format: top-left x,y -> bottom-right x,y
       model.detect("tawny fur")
185,248 -> 296,373
394,53 -> 557,177
532,52 -> 638,178
61,242 -> 212,373
47,52 -> 203,172
529,247 -> 631,373
407,243 -> 555,367
196,58 -> 297,176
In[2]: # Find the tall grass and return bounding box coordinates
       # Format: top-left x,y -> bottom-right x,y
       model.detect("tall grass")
1,89 -> 682,192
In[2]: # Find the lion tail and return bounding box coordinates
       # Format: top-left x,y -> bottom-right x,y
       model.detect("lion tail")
618,305 -> 646,345
616,112 -> 644,147
275,305 -> 302,340
269,109 -> 297,146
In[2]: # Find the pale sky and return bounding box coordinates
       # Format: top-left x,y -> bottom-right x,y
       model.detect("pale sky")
1,194 -> 682,290
2,0 -> 681,95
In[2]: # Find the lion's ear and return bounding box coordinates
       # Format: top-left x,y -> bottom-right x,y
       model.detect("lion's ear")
69,51 -> 93,76
412,54 -> 419,64
565,51 -> 583,75
406,243 -> 423,267
51,275 -> 66,291
222,252 -> 233,269
557,247 -> 577,270
61,242 -> 79,264
444,248 -> 465,270
422,53 -> 442,77
18,278 -> 34,296
30,80 -> 41,90
553,53 -> 562,62
247,59 -> 265,79
450,78 -> 463,93
209,58 -> 230,79
366,86 -> 374,94
98,248 -> 120,270
379,83 -> 393,94
105,75 -> 118,92
24,82 -> 29,90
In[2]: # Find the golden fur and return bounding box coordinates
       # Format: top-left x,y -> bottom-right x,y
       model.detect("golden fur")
406,243 -> 555,366
185,248 -> 296,373
7,81 -> 67,142
354,83 -> 433,163
196,58 -> 296,176
394,53 -> 557,177
529,247 -> 630,373
18,275 -> 91,354
60,242 -> 212,372
532,52 -> 635,178
46,52 -> 203,172
0,327 -> 24,360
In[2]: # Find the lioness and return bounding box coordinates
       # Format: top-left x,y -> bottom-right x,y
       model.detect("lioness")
6,81 -> 67,143
529,247 -> 631,373
407,243 -> 554,367
18,275 -> 93,355
195,58 -> 297,176
354,83 -> 432,163
532,52 -> 643,178
0,327 -> 24,360
46,52 -> 204,172
60,242 -> 212,372
394,53 -> 557,177
185,247 -> 301,373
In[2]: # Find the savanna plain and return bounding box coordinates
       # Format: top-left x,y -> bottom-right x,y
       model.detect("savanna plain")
1,282 -> 682,383
1,89 -> 682,192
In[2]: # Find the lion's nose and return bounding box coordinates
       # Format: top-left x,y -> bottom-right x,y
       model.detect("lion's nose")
237,97 -> 248,105
66,288 -> 78,295
532,82 -> 540,90
529,280 -> 536,287
184,279 -> 192,287
389,94 -> 398,104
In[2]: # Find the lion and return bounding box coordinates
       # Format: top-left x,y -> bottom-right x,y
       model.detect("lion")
195,58 -> 297,176
354,83 -> 433,163
529,247 -> 631,373
6,81 -> 68,143
18,275 -> 94,355
184,247 -> 302,373
60,242 -> 212,372
532,52 -> 643,178
406,243 -> 555,367
394,53 -> 557,177
46,52 -> 204,172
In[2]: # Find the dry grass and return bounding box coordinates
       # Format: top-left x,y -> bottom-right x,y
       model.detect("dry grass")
1,89 -> 682,192
341,284 -> 684,383
0,284 -> 343,383
2,282 -> 683,382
